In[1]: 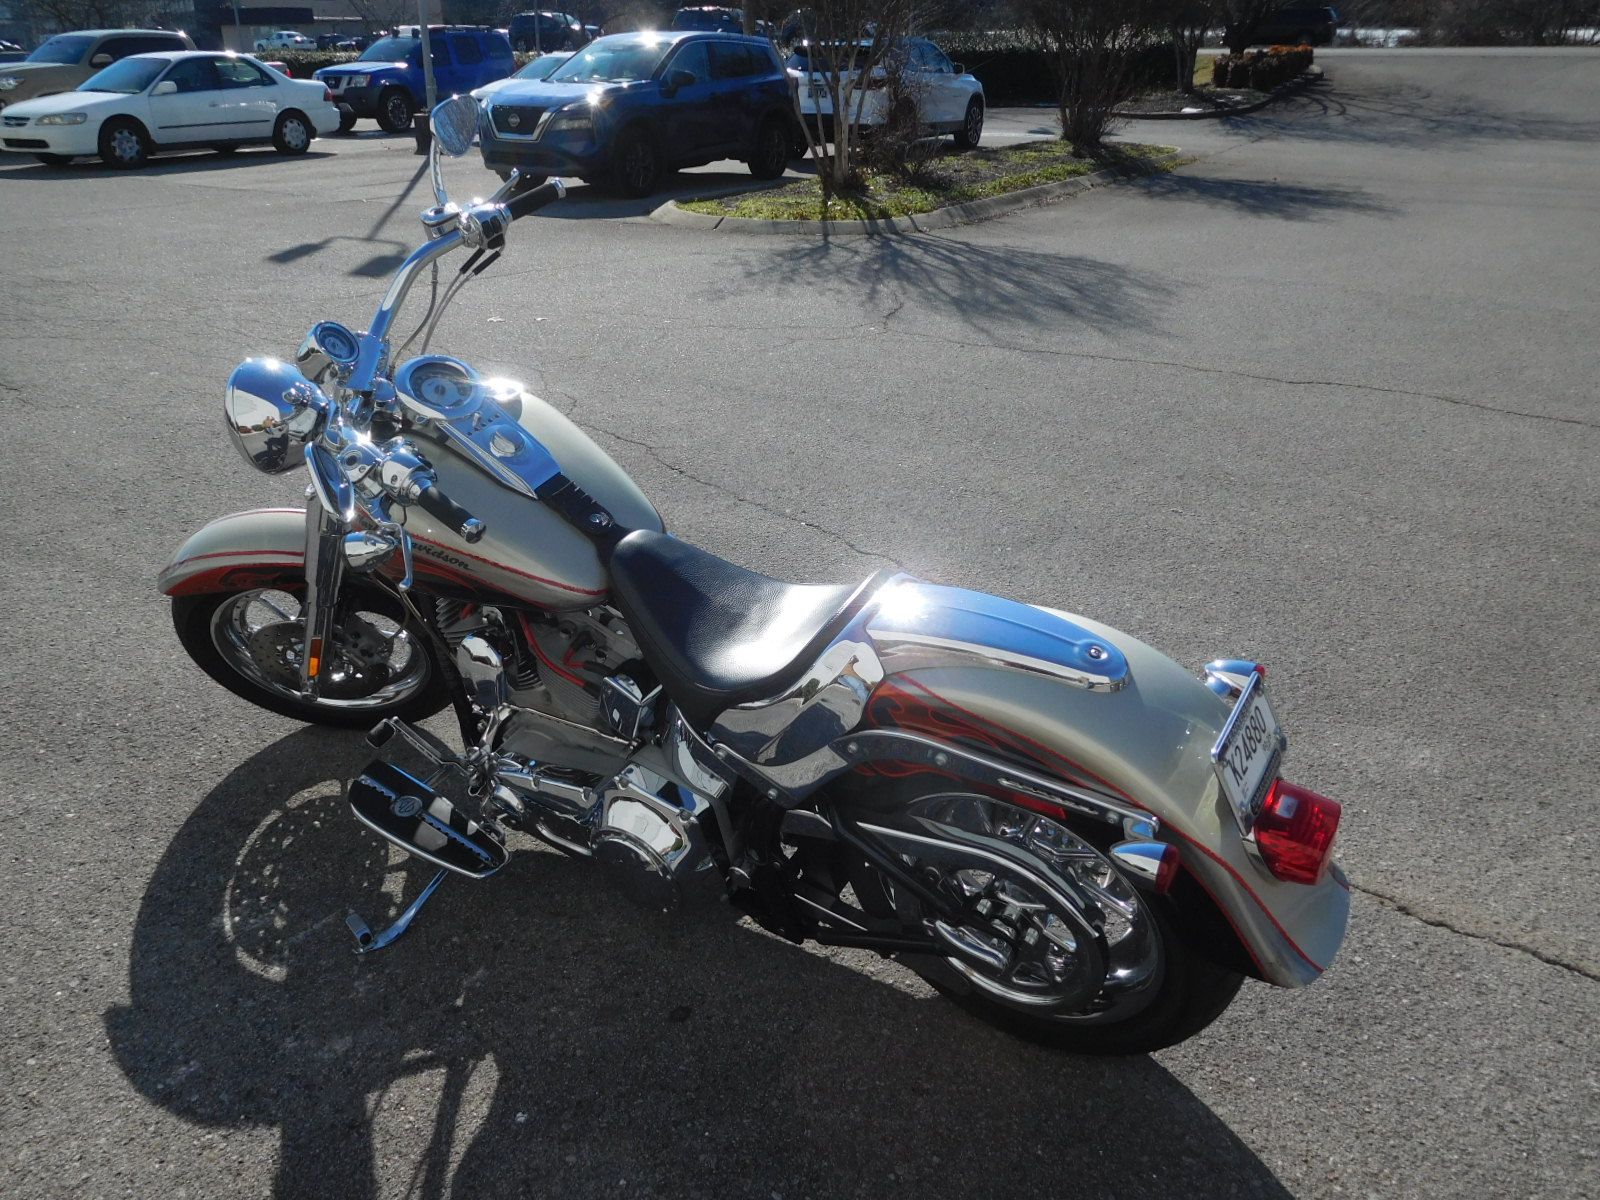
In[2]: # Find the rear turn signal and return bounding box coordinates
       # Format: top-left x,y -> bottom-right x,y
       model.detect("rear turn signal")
1254,780 -> 1340,884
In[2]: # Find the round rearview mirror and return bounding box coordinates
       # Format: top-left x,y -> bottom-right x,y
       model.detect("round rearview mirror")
431,95 -> 478,158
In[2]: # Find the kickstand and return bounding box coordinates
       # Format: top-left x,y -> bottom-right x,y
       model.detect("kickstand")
346,868 -> 448,954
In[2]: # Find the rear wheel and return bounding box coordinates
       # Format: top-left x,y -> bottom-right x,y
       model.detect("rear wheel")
376,87 -> 414,134
337,105 -> 358,134
273,110 -> 312,154
172,584 -> 449,728
843,789 -> 1243,1054
98,118 -> 149,169
747,116 -> 790,180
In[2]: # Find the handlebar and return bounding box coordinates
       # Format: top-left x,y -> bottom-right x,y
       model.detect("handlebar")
506,179 -> 567,222
416,483 -> 487,543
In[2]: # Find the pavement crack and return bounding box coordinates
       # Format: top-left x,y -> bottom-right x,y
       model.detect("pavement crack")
1351,882 -> 1598,981
582,419 -> 905,568
890,333 -> 1598,430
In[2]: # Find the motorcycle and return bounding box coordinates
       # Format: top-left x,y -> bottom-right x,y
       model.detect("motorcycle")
159,97 -> 1349,1054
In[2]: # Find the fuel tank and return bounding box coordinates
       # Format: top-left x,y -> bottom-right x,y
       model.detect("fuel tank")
401,386 -> 662,608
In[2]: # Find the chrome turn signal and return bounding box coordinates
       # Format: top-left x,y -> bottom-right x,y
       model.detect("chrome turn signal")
342,530 -> 398,572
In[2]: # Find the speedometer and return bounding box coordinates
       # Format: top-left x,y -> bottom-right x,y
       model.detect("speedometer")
395,356 -> 481,417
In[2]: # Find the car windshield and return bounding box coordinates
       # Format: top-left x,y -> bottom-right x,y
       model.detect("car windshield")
515,53 -> 570,79
786,41 -> 875,72
81,56 -> 169,94
359,37 -> 418,63
548,35 -> 673,82
26,33 -> 95,64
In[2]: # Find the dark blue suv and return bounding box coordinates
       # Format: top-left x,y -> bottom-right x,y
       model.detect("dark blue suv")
476,31 -> 794,197
317,27 -> 514,133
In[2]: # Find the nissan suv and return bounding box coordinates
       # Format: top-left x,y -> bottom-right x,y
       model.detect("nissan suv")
477,31 -> 796,197
315,26 -> 513,132
0,29 -> 194,111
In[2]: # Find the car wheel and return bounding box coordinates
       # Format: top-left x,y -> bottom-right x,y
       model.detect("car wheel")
747,116 -> 790,181
98,118 -> 149,169
337,105 -> 357,135
954,97 -> 984,150
35,153 -> 72,167
273,110 -> 313,154
609,126 -> 661,198
376,87 -> 413,134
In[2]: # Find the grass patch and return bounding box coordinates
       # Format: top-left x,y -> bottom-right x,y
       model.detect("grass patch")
679,140 -> 1175,222
1196,53 -> 1219,88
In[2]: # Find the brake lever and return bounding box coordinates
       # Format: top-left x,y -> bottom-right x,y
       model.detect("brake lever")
487,168 -> 522,206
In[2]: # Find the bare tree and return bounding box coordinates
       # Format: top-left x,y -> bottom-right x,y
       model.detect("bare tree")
1161,0 -> 1212,91
783,0 -> 917,207
1020,0 -> 1159,154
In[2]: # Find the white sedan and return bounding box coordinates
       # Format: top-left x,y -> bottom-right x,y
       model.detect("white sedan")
789,36 -> 986,149
0,50 -> 340,167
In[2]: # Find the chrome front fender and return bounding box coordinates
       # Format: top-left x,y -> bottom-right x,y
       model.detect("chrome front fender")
157,508 -> 308,597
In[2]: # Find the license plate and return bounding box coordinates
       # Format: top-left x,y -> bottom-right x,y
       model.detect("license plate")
1211,671 -> 1285,834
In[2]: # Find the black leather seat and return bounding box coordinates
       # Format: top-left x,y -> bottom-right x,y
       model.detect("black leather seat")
606,530 -> 893,729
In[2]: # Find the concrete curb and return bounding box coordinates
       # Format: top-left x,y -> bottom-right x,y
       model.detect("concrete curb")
1114,66 -> 1324,121
650,149 -> 1184,237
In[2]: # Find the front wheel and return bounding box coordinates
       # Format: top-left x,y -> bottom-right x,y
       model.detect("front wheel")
98,118 -> 149,169
376,88 -> 414,134
609,126 -> 661,198
848,789 -> 1243,1054
954,97 -> 984,150
172,585 -> 450,729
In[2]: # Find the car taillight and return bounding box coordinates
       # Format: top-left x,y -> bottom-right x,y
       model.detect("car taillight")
324,86 -> 335,103
1253,780 -> 1340,884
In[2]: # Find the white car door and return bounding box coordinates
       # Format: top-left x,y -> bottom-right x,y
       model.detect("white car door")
213,56 -> 280,140
145,56 -> 233,144
915,41 -> 966,126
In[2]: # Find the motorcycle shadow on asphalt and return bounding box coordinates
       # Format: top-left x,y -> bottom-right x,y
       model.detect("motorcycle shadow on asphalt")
106,726 -> 1290,1200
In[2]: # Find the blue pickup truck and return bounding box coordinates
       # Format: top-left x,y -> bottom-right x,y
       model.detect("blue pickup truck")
316,27 -> 514,133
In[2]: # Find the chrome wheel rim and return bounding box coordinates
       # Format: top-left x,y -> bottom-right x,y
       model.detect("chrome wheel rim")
901,794 -> 1163,1021
282,118 -> 308,151
209,588 -> 430,710
110,127 -> 142,163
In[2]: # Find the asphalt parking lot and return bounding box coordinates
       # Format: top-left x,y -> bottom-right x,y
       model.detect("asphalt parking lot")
2,48 -> 1597,1200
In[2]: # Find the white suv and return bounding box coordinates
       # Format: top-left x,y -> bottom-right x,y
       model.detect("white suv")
254,31 -> 312,51
789,37 -> 985,148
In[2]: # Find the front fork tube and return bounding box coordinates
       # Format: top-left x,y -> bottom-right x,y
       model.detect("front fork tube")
300,497 -> 348,699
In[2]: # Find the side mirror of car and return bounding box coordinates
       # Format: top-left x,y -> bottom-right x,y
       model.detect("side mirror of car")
90,52 -> 113,67
951,62 -> 965,75
152,79 -> 177,95
661,68 -> 696,96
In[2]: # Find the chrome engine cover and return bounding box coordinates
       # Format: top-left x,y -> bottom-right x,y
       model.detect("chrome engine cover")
592,765 -> 719,912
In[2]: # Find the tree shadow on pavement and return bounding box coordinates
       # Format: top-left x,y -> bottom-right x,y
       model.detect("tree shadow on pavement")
731,234 -> 1174,344
106,728 -> 1291,1200
1123,172 -> 1398,220
1228,79 -> 1600,147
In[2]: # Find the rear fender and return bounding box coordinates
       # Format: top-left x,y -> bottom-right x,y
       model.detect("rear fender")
158,508 -> 308,597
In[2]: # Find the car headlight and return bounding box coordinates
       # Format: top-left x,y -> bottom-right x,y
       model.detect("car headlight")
346,75 -> 370,87
544,107 -> 591,135
38,112 -> 89,125
0,76 -> 19,90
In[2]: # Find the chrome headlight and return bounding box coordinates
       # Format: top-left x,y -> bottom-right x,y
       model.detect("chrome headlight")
224,358 -> 329,474
38,112 -> 88,125
0,76 -> 20,91
346,74 -> 370,87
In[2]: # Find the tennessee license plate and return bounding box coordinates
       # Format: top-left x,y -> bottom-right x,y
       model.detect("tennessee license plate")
1211,672 -> 1285,833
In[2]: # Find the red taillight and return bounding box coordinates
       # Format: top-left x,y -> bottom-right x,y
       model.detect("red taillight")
324,86 -> 335,104
1253,779 -> 1340,884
